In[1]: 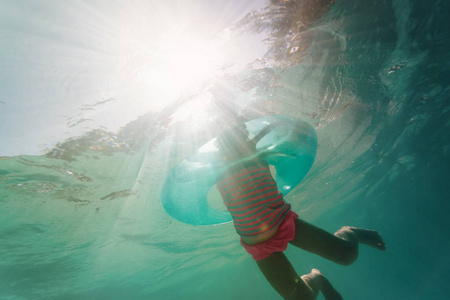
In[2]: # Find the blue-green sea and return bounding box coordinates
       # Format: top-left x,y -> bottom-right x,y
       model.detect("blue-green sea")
1,0 -> 449,299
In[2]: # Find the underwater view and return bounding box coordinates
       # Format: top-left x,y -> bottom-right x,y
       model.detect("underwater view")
1,0 -> 449,299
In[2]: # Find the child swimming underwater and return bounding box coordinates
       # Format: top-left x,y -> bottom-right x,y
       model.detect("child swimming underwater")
216,123 -> 385,300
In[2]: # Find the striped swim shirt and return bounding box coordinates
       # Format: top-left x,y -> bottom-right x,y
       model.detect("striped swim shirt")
216,159 -> 291,238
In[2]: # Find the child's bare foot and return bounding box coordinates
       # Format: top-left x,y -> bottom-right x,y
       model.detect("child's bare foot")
347,227 -> 386,250
311,269 -> 343,300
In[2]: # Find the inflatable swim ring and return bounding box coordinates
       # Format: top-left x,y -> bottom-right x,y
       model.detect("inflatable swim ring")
161,115 -> 318,226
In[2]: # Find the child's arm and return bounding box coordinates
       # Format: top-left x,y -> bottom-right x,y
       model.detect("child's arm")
250,122 -> 282,145
250,122 -> 292,160
252,122 -> 300,160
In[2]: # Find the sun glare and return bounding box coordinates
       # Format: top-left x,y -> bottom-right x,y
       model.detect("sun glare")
167,42 -> 216,88
136,26 -> 259,119
159,36 -> 225,93
135,33 -> 235,122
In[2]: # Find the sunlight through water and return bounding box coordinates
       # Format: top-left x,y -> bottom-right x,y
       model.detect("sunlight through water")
1,0 -> 449,300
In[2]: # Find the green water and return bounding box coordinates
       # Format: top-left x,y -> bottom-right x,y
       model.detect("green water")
1,0 -> 450,299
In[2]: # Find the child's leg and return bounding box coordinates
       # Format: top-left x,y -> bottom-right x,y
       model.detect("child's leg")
256,252 -> 342,300
289,219 -> 385,265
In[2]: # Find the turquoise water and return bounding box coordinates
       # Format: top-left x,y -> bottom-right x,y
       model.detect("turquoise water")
1,0 -> 449,299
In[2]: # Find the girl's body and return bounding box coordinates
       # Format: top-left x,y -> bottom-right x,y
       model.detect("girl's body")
217,158 -> 290,245
217,124 -> 385,300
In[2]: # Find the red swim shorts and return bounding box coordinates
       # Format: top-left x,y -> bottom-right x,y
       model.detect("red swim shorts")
240,210 -> 299,261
